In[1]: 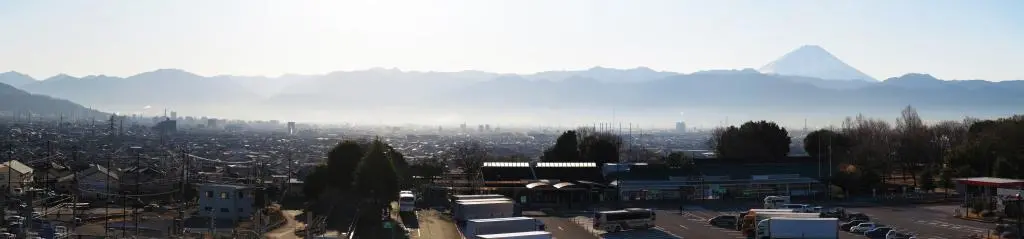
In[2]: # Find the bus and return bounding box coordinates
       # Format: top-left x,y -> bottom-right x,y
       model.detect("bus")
399,192 -> 416,212
763,196 -> 790,209
592,208 -> 656,232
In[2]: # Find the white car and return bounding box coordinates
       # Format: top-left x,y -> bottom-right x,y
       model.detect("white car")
851,222 -> 878,233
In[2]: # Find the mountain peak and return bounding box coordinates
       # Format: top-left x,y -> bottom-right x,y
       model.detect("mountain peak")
759,45 -> 877,82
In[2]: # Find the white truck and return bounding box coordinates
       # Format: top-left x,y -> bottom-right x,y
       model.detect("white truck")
464,217 -> 543,237
763,196 -> 791,209
753,212 -> 821,238
453,200 -> 515,222
475,231 -> 552,239
763,217 -> 838,239
452,194 -> 508,204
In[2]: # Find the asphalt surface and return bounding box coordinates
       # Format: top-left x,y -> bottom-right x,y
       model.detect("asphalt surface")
531,202 -> 998,239
849,204 -> 996,239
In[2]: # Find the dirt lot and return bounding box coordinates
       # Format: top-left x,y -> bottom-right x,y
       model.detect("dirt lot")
411,209 -> 459,239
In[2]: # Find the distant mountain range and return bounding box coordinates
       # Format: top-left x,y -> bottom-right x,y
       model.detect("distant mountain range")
3,45 -> 1022,121
0,81 -> 107,119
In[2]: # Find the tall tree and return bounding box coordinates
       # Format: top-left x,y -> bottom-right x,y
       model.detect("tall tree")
544,130 -> 581,161
353,139 -> 400,212
303,164 -> 330,201
895,105 -> 931,186
841,114 -> 895,184
326,141 -> 365,191
579,132 -> 622,165
715,121 -> 792,161
803,129 -> 852,160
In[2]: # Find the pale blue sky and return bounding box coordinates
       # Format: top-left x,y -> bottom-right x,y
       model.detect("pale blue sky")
1,0 -> 1022,80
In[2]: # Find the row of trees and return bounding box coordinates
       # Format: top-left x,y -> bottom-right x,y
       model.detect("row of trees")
709,105 -> 1024,196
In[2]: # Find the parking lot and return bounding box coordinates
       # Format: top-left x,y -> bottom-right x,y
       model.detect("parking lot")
530,202 -> 994,239
850,204 -> 995,239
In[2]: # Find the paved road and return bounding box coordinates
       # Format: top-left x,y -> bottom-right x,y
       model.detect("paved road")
537,216 -> 599,239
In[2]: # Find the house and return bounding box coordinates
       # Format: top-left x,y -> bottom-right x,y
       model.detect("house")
32,162 -> 72,185
57,164 -> 120,200
0,160 -> 34,194
197,184 -> 255,221
120,166 -> 171,193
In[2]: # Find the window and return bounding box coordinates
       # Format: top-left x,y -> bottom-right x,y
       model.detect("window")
206,191 -> 213,198
238,191 -> 244,198
220,208 -> 229,213
219,192 -> 229,199
204,207 -> 212,212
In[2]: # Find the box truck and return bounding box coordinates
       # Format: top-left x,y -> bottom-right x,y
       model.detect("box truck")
753,213 -> 823,239
475,231 -> 552,239
454,200 -> 515,222
764,217 -> 838,239
741,212 -> 818,236
464,217 -> 542,237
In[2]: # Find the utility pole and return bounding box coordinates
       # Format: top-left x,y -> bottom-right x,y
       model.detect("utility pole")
135,151 -> 141,236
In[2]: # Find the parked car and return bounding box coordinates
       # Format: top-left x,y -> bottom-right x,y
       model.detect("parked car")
846,212 -> 870,221
851,222 -> 879,233
865,227 -> 893,238
840,219 -> 868,231
886,230 -> 917,239
708,215 -> 737,227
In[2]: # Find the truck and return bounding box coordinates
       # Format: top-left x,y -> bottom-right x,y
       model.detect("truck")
475,231 -> 552,239
453,200 -> 515,222
763,217 -> 838,239
464,217 -> 543,237
741,212 -> 817,236
753,213 -> 823,239
451,194 -> 508,204
737,209 -> 802,232
763,196 -> 791,209
453,198 -> 513,219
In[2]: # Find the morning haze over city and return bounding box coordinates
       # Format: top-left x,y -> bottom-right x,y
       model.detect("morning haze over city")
2,0 -> 1022,129
3,1 -> 1024,239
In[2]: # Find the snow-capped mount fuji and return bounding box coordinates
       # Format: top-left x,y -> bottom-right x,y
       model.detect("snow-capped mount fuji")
759,45 -> 877,82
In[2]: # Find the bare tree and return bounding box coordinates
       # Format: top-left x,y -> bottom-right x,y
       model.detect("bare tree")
894,105 -> 933,186
841,114 -> 895,184
444,141 -> 490,181
706,126 -> 727,150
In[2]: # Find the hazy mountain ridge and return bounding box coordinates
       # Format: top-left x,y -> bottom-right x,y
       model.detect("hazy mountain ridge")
5,45 -> 1023,120
0,82 -> 108,118
0,71 -> 37,88
7,67 -> 1023,119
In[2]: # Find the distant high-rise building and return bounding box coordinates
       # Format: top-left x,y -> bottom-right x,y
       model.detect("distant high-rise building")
460,123 -> 467,132
287,122 -> 296,135
675,121 -> 687,133
170,111 -> 177,120
478,125 -> 484,132
208,119 -> 218,128
485,124 -> 491,132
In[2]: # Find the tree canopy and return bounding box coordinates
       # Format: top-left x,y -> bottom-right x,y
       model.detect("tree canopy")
544,128 -> 622,164
713,120 -> 792,161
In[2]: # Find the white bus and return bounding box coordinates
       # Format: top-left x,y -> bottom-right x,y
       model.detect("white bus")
592,208 -> 656,232
399,192 -> 416,212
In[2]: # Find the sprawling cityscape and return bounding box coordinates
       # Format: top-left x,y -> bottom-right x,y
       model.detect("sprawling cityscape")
3,1 -> 1024,239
